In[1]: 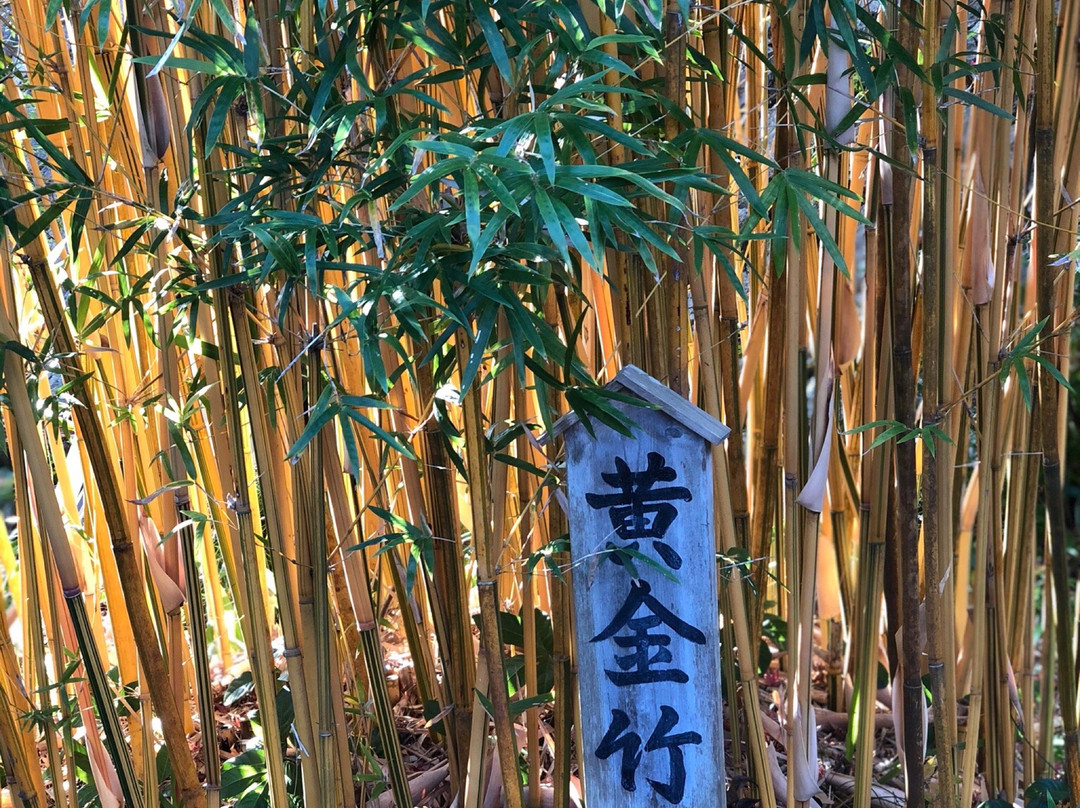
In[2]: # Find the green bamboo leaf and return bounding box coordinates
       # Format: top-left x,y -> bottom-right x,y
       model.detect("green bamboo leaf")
829,0 -> 875,90
249,225 -> 302,279
920,424 -> 954,458
339,395 -> 394,410
133,54 -> 233,76
492,453 -> 547,480
167,422 -> 199,479
843,419 -> 904,436
246,85 -> 265,144
15,188 -> 77,248
96,0 -> 111,48
205,78 -> 244,152
473,162 -> 519,214
867,423 -> 910,452
477,3 -> 512,84
553,174 -> 631,207
795,193 -> 850,278
266,210 -> 326,227
569,116 -> 654,156
0,99 -> 90,183
464,168 -> 480,248
940,61 -> 1000,85
509,693 -> 553,717
828,101 -> 871,145
460,305 -> 498,398
45,0 -> 64,28
406,139 -> 477,159
111,221 -> 151,267
1035,355 -> 1074,393
143,0 -> 204,77
286,384 -> 339,461
1015,361 -> 1033,409
716,149 -> 766,218
166,20 -> 245,71
587,33 -> 655,50
608,207 -> 679,260
243,6 -> 260,78
535,112 -> 556,185
564,164 -> 683,209
693,127 -> 778,167
338,410 -> 362,480
549,196 -> 595,269
0,339 -> 41,367
942,86 -> 1014,120
787,169 -> 871,226
192,268 -> 260,292
0,117 -> 68,136
936,8 -> 961,65
207,0 -> 238,32
491,115 -> 532,158
533,187 -> 568,263
305,233 -> 318,295
340,406 -> 417,459
470,206 -> 512,275
392,157 -> 467,209
68,189 -> 94,261
77,0 -> 94,34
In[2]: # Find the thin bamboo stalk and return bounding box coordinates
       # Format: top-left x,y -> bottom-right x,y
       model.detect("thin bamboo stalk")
885,4 -> 924,802
307,340 -> 338,808
228,290 -> 324,804
1034,0 -> 1080,795
209,284 -> 289,808
514,376 -> 542,808
0,307 -> 145,808
415,354 -> 474,794
919,3 -> 958,802
176,484 -> 222,808
853,151 -> 895,808
542,290 -> 575,808
458,338 -> 524,808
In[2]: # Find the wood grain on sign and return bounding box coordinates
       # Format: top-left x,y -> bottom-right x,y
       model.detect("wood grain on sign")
562,391 -> 727,808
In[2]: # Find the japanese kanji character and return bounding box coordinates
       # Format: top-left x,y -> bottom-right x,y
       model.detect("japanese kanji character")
591,579 -> 706,685
595,705 -> 702,804
585,452 -> 691,569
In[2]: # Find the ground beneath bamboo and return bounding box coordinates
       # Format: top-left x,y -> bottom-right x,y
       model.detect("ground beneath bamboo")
193,618 -> 922,808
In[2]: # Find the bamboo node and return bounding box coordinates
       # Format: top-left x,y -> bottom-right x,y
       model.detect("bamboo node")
226,494 -> 252,515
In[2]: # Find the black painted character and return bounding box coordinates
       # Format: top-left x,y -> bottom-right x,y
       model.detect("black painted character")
585,451 -> 692,569
591,579 -> 706,685
595,705 -> 702,804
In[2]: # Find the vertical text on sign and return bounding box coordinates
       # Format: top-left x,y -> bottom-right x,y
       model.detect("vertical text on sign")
585,452 -> 706,805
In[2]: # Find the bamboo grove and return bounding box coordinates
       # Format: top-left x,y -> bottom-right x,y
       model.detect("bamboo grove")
0,0 -> 1075,807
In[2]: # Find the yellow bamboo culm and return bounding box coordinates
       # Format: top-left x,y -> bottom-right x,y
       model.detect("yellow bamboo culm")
0,2 -> 1076,808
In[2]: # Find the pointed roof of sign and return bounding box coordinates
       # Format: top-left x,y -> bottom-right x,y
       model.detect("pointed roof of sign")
545,364 -> 731,445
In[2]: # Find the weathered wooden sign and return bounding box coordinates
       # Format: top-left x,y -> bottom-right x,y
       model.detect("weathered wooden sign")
549,365 -> 730,808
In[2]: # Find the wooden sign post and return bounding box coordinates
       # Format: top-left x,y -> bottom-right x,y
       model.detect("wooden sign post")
550,365 -> 730,808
